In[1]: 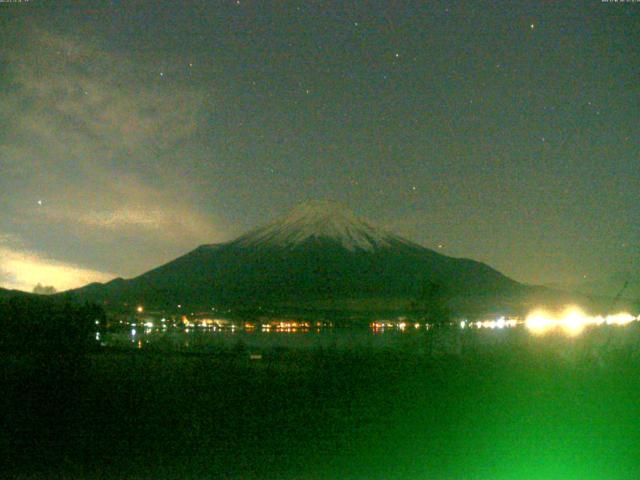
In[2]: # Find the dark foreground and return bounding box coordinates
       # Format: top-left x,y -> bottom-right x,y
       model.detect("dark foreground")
2,329 -> 640,479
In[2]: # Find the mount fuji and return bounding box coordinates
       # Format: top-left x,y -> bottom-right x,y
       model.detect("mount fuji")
67,201 -> 524,314
232,200 -> 417,252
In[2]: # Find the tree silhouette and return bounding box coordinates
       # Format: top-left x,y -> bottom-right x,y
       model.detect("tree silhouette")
33,283 -> 57,295
0,295 -> 105,353
412,280 -> 452,325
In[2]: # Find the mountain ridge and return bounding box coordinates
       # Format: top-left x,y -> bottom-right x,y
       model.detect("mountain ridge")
64,201 -> 525,314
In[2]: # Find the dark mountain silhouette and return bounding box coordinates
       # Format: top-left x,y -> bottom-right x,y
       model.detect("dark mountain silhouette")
66,201 -> 525,314
0,287 -> 34,299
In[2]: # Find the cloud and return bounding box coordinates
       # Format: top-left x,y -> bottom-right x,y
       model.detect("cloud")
0,26 -> 229,278
78,209 -> 175,229
3,28 -> 203,162
0,26 -> 210,188
0,240 -> 115,293
76,207 -> 217,236
39,174 -> 223,241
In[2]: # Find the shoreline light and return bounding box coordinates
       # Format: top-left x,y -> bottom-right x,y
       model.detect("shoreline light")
525,306 -> 638,336
469,317 -> 518,330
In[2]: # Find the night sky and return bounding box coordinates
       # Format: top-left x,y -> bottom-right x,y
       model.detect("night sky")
1,0 -> 638,292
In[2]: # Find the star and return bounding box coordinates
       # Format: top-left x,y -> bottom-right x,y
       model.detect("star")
37,200 -> 43,206
530,23 -> 535,30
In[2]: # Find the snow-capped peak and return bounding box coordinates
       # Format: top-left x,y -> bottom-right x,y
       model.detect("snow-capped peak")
232,200 -> 408,251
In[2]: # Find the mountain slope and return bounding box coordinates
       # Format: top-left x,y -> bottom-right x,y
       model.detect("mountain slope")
0,287 -> 34,299
67,201 -> 523,312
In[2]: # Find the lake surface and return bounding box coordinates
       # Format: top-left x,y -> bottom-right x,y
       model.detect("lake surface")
103,320 -> 640,359
5,321 -> 640,479
6,328 -> 640,480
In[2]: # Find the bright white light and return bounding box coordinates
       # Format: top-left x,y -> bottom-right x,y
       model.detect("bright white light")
606,313 -> 636,326
525,306 -> 638,336
562,306 -> 587,337
525,310 -> 555,335
463,317 -> 520,330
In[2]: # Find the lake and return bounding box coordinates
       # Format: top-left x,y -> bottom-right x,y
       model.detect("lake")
4,322 -> 640,479
102,320 -> 640,364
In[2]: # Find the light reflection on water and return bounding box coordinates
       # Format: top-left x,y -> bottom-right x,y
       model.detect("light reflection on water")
112,307 -> 638,353
103,318 -> 640,355
111,326 -> 416,351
